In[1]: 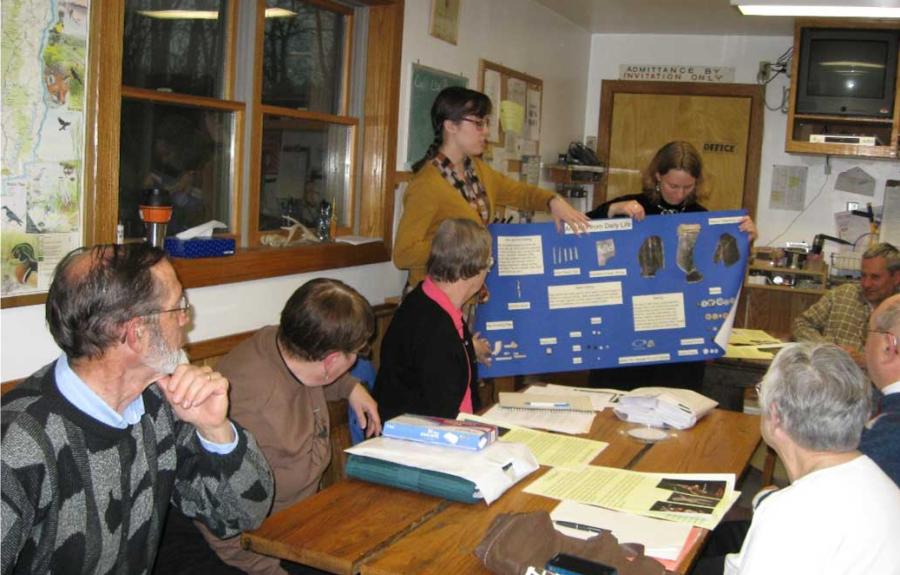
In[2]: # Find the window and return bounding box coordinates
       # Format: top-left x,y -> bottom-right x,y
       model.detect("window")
119,0 -> 241,240
82,0 -> 402,289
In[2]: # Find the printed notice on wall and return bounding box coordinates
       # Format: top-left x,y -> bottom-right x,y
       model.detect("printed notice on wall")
769,165 -> 808,211
474,212 -> 749,378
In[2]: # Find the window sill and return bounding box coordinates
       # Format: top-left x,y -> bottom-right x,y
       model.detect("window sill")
172,241 -> 390,289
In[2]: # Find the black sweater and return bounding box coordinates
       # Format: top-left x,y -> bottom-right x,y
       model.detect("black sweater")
375,284 -> 479,422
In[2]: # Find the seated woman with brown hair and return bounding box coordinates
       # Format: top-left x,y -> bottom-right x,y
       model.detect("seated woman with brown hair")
375,218 -> 493,422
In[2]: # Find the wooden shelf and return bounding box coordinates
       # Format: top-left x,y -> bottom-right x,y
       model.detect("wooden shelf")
793,113 -> 893,125
747,264 -> 825,277
742,283 -> 825,296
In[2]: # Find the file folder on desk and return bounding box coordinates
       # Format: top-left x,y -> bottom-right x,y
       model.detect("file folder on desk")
345,454 -> 480,504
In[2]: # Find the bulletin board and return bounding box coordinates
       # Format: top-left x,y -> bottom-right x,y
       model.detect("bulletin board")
473,211 -> 750,378
406,64 -> 468,167
478,59 -> 543,154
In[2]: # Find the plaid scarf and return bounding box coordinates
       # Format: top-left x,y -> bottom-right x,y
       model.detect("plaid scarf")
432,153 -> 489,224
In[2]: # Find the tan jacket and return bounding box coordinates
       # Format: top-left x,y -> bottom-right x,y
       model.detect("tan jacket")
394,157 -> 556,286
196,326 -> 359,574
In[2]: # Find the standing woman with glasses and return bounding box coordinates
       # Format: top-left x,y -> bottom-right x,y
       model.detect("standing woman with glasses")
394,86 -> 589,292
377,219 -> 496,422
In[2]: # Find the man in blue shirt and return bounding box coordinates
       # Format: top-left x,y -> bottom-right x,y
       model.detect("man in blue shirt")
861,293 -> 900,486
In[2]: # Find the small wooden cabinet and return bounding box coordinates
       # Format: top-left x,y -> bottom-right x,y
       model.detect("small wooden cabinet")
785,18 -> 900,159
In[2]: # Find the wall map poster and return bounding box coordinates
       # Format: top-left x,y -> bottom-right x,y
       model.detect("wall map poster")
474,212 -> 749,378
1,0 -> 87,298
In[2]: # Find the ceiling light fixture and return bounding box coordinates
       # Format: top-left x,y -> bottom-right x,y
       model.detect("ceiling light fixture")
138,8 -> 296,20
731,0 -> 900,18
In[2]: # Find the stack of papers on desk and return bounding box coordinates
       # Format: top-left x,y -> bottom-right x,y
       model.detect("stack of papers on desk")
478,404 -> 596,434
525,466 -> 739,530
345,436 -> 538,504
725,328 -> 786,360
613,387 -> 717,430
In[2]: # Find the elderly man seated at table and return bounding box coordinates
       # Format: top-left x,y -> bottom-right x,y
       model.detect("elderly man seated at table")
793,242 -> 899,366
376,218 -> 493,422
1,244 -> 274,574
861,293 -> 900,485
722,343 -> 900,574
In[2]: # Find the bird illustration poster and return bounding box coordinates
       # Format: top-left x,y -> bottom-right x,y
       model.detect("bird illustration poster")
474,212 -> 749,377
2,1 -> 87,297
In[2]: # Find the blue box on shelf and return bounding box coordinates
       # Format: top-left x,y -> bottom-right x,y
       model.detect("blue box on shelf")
164,237 -> 235,258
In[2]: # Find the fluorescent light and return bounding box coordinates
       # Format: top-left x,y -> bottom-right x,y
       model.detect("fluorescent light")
138,10 -> 218,20
731,0 -> 900,17
138,8 -> 297,20
265,8 -> 298,18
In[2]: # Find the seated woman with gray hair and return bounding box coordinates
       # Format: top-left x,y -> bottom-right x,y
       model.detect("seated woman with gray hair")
375,218 -> 493,422
721,342 -> 900,574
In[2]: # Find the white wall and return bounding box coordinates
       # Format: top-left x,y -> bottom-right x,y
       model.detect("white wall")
1,0 -> 592,382
585,33 -> 900,248
397,0 -> 592,171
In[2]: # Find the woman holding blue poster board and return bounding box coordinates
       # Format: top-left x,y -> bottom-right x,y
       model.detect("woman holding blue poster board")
587,141 -> 757,391
394,87 -> 589,290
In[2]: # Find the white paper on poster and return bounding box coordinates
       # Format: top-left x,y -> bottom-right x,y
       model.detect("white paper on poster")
483,69 -> 502,142
548,282 -> 623,310
497,235 -> 545,276
632,293 -> 686,332
526,88 -> 541,141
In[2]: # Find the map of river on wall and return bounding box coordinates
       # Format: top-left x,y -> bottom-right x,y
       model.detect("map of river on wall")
2,0 -> 87,296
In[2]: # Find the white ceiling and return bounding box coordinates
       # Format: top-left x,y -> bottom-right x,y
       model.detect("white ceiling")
532,0 -> 796,36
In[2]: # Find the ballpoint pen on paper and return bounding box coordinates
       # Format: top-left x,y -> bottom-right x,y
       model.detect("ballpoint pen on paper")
553,520 -> 605,534
524,401 -> 571,408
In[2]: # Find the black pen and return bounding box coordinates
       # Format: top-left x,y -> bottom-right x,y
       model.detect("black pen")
553,520 -> 605,534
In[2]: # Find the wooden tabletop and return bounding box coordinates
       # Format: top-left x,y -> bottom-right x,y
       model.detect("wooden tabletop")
243,409 -> 761,575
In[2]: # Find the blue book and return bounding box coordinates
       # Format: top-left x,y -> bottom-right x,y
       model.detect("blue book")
382,414 -> 498,451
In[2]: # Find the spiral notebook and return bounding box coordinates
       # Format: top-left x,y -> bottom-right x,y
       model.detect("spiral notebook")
499,392 -> 594,412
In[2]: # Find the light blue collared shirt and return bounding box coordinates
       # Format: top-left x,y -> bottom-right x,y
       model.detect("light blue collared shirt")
55,355 -> 238,454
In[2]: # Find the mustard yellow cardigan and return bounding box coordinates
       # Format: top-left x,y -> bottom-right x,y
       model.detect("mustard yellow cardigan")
394,157 -> 556,286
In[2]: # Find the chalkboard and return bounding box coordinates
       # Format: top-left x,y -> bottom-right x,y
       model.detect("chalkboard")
406,64 -> 468,167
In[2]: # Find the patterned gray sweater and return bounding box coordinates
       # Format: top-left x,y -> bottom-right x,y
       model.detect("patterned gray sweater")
1,361 -> 274,575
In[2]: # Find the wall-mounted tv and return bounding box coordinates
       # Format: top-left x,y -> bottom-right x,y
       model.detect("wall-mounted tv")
796,28 -> 898,118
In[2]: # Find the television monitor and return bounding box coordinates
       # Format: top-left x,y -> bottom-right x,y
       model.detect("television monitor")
795,28 -> 899,118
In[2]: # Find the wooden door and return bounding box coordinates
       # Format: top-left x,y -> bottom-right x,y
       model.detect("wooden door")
597,81 -> 765,217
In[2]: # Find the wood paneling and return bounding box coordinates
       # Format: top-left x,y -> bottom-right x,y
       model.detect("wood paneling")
171,240 -> 388,289
360,2 -> 404,248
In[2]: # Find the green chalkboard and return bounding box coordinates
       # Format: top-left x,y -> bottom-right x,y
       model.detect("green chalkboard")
406,64 -> 468,167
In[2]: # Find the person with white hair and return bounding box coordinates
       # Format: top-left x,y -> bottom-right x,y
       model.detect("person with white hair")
724,343 -> 900,574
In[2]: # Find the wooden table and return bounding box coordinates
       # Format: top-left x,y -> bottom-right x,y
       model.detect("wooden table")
243,409 -> 761,575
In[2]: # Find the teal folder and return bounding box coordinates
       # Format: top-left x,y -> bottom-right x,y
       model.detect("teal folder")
345,454 -> 481,504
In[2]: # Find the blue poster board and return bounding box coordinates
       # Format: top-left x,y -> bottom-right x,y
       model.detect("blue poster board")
473,211 -> 749,378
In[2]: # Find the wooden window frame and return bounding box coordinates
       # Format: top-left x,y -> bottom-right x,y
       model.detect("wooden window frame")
72,0 -> 402,295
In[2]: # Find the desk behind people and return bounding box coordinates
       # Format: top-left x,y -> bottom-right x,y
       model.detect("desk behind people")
243,407 -> 761,575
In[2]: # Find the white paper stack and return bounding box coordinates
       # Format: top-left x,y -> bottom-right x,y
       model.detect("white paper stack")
613,387 -> 717,430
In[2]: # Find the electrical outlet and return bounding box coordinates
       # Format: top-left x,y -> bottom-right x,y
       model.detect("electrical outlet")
758,61 -> 771,83
847,201 -> 860,212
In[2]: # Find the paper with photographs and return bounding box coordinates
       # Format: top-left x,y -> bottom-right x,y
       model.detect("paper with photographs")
524,465 -> 739,529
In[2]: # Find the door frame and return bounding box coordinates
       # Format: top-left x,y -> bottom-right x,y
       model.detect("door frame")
596,80 -> 765,218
